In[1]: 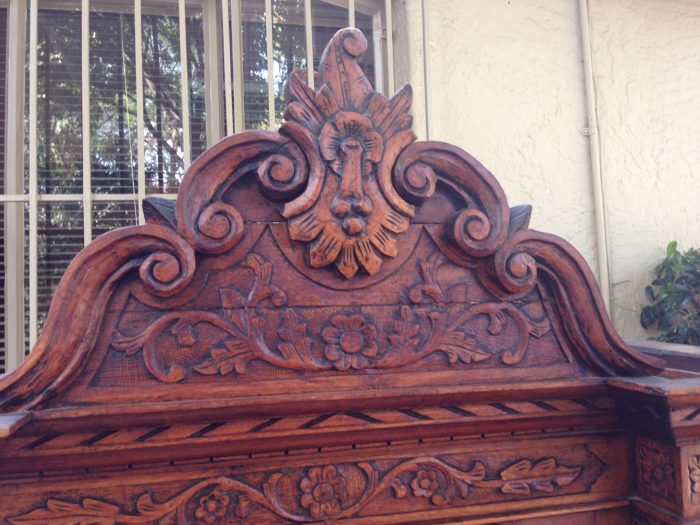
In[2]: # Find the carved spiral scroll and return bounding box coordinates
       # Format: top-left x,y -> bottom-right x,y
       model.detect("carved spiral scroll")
139,250 -> 194,298
395,141 -> 510,257
196,201 -> 244,246
392,158 -> 437,206
0,225 -> 195,411
257,140 -> 309,201
177,131 -> 301,254
486,229 -> 664,376
493,249 -> 538,296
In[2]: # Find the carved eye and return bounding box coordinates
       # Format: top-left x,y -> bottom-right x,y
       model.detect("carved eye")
341,137 -> 362,153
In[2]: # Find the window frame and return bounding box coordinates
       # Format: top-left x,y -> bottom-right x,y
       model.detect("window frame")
2,0 -> 395,371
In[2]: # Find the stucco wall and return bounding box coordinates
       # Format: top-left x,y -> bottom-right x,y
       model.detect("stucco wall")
393,0 -> 700,338
587,0 -> 700,337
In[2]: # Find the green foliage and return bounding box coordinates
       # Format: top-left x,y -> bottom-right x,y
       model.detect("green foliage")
640,241 -> 700,345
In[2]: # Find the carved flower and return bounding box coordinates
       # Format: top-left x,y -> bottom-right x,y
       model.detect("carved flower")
691,457 -> 700,494
300,465 -> 348,519
323,314 -> 378,370
639,445 -> 674,499
194,489 -> 229,524
411,469 -> 440,498
319,112 -> 384,178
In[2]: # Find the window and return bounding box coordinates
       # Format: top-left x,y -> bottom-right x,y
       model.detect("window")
0,0 -> 395,373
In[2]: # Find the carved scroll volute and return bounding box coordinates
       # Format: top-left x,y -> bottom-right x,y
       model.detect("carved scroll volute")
482,229 -> 665,376
0,225 -> 196,411
176,131 -> 310,254
394,141 -> 511,258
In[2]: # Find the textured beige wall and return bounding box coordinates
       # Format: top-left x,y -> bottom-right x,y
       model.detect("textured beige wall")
587,0 -> 700,337
394,0 -> 700,338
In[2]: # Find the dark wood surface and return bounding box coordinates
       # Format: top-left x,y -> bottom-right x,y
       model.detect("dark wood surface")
0,27 -> 697,524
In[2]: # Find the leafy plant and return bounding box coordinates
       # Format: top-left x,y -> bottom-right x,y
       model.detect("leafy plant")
640,241 -> 700,344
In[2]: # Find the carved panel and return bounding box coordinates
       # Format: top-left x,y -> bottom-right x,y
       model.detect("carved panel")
108,252 -> 551,383
630,508 -> 674,525
636,439 -> 679,510
8,448 -> 604,524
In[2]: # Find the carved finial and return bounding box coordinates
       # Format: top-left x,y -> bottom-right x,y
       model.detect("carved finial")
280,28 -> 433,279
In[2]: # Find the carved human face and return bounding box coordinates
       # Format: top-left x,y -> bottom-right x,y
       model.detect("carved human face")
319,112 -> 383,237
281,29 -> 423,279
288,113 -> 408,278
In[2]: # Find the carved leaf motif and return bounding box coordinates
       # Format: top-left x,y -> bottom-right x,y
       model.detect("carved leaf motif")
499,458 -> 582,495
243,254 -> 287,308
409,255 -> 447,304
277,309 -> 314,362
388,478 -> 408,499
8,498 -> 120,524
430,312 -> 491,364
220,288 -> 249,332
194,339 -> 253,376
388,306 -> 421,352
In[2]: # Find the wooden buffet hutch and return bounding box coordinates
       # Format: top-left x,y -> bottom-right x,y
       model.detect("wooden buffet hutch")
1,28 -> 698,525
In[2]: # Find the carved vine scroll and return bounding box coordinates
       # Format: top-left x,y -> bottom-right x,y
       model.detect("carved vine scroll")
9,455 -> 584,523
111,253 -> 551,382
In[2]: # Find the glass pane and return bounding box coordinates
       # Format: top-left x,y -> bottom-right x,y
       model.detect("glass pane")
241,0 -> 269,130
90,11 -> 139,194
272,0 -> 307,124
27,6 -> 84,194
0,6 -> 5,197
0,205 -> 4,373
23,202 -> 29,359
142,5 -> 206,193
355,9 -> 376,89
143,6 -> 182,193
0,203 -> 7,373
92,200 -> 139,239
36,201 -> 83,334
311,1 -> 376,89
187,11 -> 207,160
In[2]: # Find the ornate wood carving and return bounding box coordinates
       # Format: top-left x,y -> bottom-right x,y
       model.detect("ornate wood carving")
689,455 -> 700,505
638,443 -> 676,502
110,252 -> 551,381
0,26 -> 663,415
9,454 -> 588,523
0,25 -> 688,525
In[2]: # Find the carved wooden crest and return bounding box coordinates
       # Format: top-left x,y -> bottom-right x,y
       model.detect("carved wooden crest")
0,28 -> 663,417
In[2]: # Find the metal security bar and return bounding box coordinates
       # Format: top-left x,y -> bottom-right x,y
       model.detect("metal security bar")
1,0 -> 395,372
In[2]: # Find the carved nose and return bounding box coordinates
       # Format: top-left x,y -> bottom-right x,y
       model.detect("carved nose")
331,195 -> 373,219
331,196 -> 351,218
353,196 -> 372,216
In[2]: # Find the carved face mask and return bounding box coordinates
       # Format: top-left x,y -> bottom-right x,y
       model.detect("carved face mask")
280,30 -> 423,279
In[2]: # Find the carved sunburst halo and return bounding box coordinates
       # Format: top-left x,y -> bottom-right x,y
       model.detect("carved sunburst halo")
281,28 -> 427,279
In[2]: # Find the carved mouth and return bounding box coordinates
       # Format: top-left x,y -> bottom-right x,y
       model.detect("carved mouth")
343,217 -> 366,236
